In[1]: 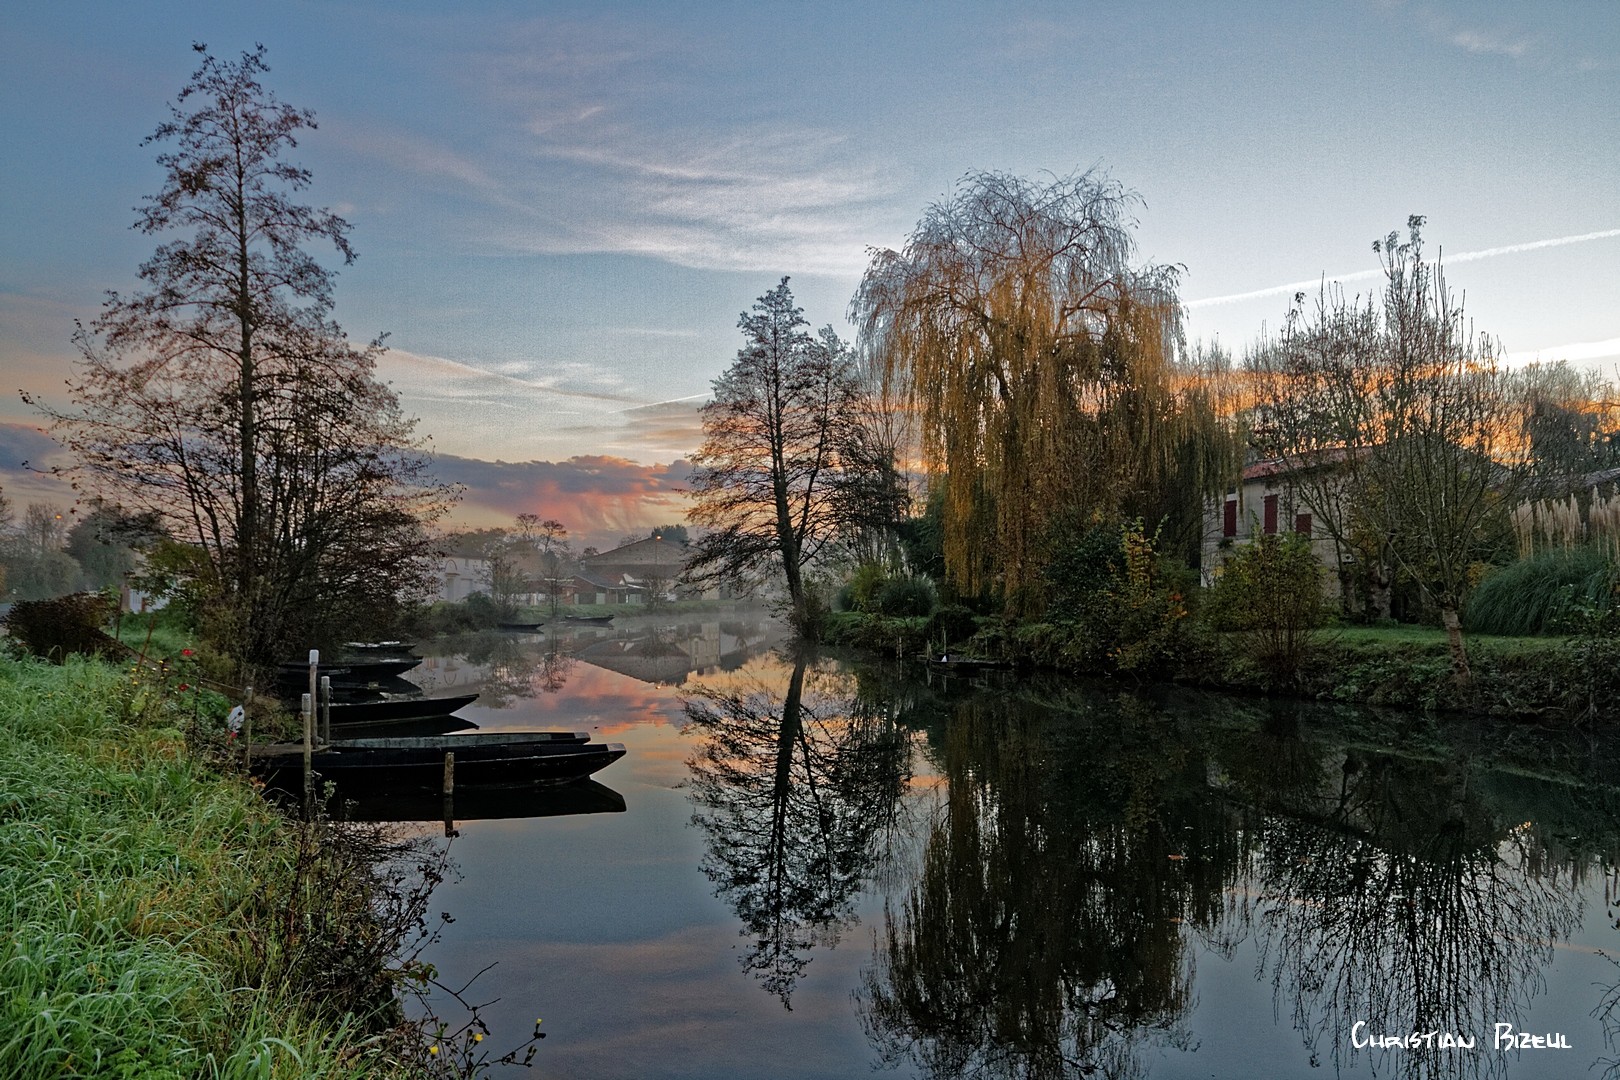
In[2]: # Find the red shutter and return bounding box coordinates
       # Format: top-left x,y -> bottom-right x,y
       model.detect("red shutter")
1223,499 -> 1237,537
1295,513 -> 1312,537
1263,494 -> 1278,535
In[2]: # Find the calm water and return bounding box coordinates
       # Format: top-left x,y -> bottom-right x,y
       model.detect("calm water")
362,616 -> 1620,1079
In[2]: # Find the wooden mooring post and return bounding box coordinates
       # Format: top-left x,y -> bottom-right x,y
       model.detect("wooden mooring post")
320,675 -> 331,744
442,752 -> 457,837
303,650 -> 318,812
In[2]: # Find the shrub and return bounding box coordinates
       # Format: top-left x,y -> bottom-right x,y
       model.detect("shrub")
847,563 -> 889,613
1202,532 -> 1327,685
873,575 -> 936,617
3,591 -> 121,663
1463,547 -> 1618,636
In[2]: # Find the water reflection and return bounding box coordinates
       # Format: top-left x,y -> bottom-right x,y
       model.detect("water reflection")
683,651 -> 913,1006
1234,741 -> 1582,1079
409,618 -> 769,701
395,630 -> 1620,1078
330,778 -> 626,824
858,692 -> 1224,1080
858,681 -> 1617,1080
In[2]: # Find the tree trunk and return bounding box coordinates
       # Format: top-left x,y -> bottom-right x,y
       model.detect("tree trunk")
1440,604 -> 1471,684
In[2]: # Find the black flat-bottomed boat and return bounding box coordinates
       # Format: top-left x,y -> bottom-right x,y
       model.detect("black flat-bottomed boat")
250,730 -> 624,792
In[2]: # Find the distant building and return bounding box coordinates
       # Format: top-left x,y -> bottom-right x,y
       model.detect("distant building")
579,537 -> 693,603
1202,455 -> 1348,598
436,555 -> 492,603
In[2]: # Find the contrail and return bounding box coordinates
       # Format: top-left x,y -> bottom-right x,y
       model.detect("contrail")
1504,336 -> 1620,367
1187,227 -> 1620,309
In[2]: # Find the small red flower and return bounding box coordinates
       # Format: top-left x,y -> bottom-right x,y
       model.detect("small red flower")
177,683 -> 189,691
181,649 -> 194,656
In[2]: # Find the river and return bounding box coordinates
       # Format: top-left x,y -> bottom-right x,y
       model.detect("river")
353,615 -> 1620,1079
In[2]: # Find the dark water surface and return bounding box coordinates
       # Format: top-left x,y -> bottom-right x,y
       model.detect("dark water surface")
376,617 -> 1620,1079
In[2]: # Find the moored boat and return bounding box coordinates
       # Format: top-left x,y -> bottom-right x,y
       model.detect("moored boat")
924,653 -> 1013,671
249,731 -> 624,792
325,692 -> 479,726
275,657 -> 422,684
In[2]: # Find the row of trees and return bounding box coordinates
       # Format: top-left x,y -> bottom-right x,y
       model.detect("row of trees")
689,178 -> 1619,669
684,170 -> 1243,634
0,496 -> 148,602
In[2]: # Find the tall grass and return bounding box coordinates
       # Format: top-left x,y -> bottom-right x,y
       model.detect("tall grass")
1463,547 -> 1618,636
0,655 -> 411,1078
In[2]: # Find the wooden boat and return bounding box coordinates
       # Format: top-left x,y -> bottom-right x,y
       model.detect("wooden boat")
563,614 -> 615,625
327,779 -> 627,823
924,653 -> 1013,671
325,692 -> 479,725
341,640 -> 420,657
321,715 -> 478,738
276,657 -> 422,684
249,731 -> 624,792
497,621 -> 547,631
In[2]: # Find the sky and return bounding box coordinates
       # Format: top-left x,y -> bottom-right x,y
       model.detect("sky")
2,1 -> 1617,545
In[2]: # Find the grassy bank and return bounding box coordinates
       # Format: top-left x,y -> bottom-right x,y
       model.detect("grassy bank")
0,654 -> 421,1078
825,609 -> 1620,723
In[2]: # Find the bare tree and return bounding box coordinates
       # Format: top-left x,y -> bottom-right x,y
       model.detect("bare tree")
1249,218 -> 1519,678
29,45 -> 454,666
685,279 -> 861,634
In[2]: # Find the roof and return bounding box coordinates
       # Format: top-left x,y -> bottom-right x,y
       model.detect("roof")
1242,447 -> 1356,482
581,537 -> 688,571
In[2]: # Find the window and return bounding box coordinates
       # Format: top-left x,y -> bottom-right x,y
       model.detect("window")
1295,513 -> 1312,537
1223,499 -> 1237,537
1263,493 -> 1278,535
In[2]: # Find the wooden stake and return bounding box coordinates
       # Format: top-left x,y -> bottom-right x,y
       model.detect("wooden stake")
443,751 -> 455,796
320,675 -> 331,745
301,691 -> 313,806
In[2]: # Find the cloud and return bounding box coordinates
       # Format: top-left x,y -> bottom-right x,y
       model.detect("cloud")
0,421 -> 66,473
428,452 -> 691,545
0,422 -> 76,510
1447,28 -> 1530,59
1187,227 -> 1620,309
341,18 -> 905,276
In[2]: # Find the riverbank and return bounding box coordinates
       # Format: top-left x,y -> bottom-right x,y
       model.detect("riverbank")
823,611 -> 1620,724
0,654 -> 425,1078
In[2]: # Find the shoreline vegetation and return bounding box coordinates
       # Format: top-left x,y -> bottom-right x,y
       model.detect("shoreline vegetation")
0,653 -> 437,1078
823,609 -> 1620,725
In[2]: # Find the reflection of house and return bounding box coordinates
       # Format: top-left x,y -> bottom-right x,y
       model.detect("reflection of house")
573,621 -> 763,685
579,538 -> 690,603
1202,457 -> 1346,595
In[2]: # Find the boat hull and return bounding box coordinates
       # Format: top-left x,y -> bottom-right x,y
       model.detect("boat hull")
250,732 -> 621,793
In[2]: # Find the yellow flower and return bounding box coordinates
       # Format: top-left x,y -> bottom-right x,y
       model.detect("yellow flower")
428,1046 -> 439,1056
474,1033 -> 484,1043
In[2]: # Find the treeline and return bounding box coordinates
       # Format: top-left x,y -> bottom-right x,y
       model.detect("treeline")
688,176 -> 1620,683
0,497 -> 148,603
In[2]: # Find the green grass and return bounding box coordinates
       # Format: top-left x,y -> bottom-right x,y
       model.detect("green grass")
1324,624 -> 1566,654
113,606 -> 197,662
0,655 -> 407,1078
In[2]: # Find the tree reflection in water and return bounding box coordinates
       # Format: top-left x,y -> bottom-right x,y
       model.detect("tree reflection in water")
859,692 -> 1244,1080
1233,743 -> 1585,1080
440,629 -> 577,704
683,651 -> 913,1006
859,684 -> 1605,1080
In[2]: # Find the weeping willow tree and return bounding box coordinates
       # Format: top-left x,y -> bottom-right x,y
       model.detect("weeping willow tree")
852,169 -> 1236,614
